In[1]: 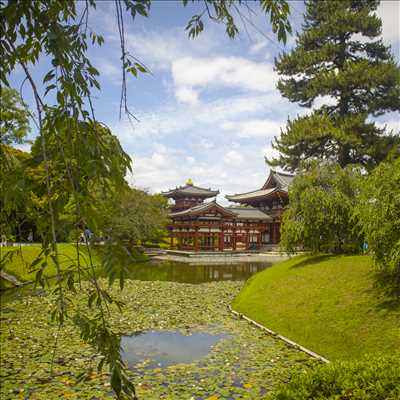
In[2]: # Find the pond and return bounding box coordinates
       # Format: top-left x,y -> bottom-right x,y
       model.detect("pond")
121,329 -> 230,369
122,260 -> 272,284
0,260 -> 272,305
0,279 -> 316,399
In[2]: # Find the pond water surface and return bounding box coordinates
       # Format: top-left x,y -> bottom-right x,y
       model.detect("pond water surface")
123,260 -> 272,284
1,261 -> 272,303
121,329 -> 230,369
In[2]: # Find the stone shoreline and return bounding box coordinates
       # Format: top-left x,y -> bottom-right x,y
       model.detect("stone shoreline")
153,253 -> 290,265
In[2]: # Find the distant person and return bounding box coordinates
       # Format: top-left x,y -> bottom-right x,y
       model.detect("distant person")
84,227 -> 93,243
27,231 -> 33,243
0,234 -> 6,247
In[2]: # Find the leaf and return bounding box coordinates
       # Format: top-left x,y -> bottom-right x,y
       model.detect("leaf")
110,367 -> 122,396
43,70 -> 55,83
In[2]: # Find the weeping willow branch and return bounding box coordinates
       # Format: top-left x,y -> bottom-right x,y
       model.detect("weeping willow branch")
9,41 -> 66,326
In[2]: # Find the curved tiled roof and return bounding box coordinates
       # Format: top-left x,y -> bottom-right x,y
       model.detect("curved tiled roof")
169,201 -> 235,218
263,170 -> 294,190
226,170 -> 294,203
226,187 -> 278,202
228,207 -> 273,221
169,202 -> 272,221
162,184 -> 219,198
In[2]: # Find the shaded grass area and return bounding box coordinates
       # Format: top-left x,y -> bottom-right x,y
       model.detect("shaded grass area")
0,244 -> 101,283
232,255 -> 400,360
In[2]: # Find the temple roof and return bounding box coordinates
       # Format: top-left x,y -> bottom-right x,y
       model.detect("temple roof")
169,202 -> 272,221
162,184 -> 219,198
226,187 -> 279,202
228,207 -> 273,221
226,170 -> 294,203
262,170 -> 294,190
169,201 -> 235,218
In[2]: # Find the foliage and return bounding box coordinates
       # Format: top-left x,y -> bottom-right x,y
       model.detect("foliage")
0,0 -> 292,397
0,278 -> 317,399
0,87 -> 31,145
280,162 -> 362,254
268,355 -> 400,400
233,255 -> 400,360
270,0 -> 400,172
106,188 -> 169,245
184,0 -> 291,43
356,155 -> 400,290
0,145 -> 37,241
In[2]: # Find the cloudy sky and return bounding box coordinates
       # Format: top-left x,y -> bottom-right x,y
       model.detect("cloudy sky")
12,1 -> 400,204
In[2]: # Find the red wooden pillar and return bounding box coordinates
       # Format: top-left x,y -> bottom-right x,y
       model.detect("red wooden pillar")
276,222 -> 281,243
245,229 -> 249,250
194,228 -> 199,252
232,229 -> 236,251
270,223 -> 274,244
219,230 -> 224,251
257,232 -> 261,250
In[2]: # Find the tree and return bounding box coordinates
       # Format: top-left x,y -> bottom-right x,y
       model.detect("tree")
107,189 -> 169,246
270,0 -> 400,172
0,88 -> 33,241
280,162 -> 362,254
356,155 -> 400,290
1,1 -> 292,398
0,87 -> 31,145
0,145 -> 36,241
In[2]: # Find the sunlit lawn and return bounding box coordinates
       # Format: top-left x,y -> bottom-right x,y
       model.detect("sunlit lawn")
233,255 -> 400,360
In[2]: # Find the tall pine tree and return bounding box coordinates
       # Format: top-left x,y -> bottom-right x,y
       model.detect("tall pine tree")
270,0 -> 400,171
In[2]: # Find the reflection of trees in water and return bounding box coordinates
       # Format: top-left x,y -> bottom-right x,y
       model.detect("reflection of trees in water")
126,262 -> 272,284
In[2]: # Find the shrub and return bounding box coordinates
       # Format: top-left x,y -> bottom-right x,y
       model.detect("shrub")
356,155 -> 400,290
281,162 -> 362,254
268,355 -> 400,400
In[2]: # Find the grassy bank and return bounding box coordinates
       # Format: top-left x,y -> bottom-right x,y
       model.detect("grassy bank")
232,255 -> 400,360
1,244 -> 101,283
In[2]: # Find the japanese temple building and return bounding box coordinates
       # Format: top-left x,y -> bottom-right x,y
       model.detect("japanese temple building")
162,170 -> 294,252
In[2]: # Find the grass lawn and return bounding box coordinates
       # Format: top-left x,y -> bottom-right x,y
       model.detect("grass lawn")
1,244 -> 101,283
232,255 -> 400,361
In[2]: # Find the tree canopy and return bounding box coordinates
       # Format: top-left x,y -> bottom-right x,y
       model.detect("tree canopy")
270,0 -> 400,172
0,87 -> 30,145
356,155 -> 400,290
280,161 -> 362,254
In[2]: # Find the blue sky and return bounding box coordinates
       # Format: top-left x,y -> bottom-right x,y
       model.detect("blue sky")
11,1 -> 400,204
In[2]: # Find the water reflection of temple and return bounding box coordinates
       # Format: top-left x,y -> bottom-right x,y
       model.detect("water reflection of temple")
162,170 -> 294,252
137,262 -> 271,284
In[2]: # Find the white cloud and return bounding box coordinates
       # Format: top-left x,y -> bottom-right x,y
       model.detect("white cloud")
222,119 -> 284,138
112,92 -> 289,144
375,118 -> 400,134
127,142 -> 271,205
94,58 -> 121,85
175,86 -> 199,104
262,145 -> 280,163
223,150 -> 244,165
123,27 -> 220,71
377,1 -> 400,48
249,41 -> 268,54
172,56 -> 277,103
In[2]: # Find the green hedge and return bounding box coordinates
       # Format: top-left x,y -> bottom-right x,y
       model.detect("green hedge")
269,355 -> 400,400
